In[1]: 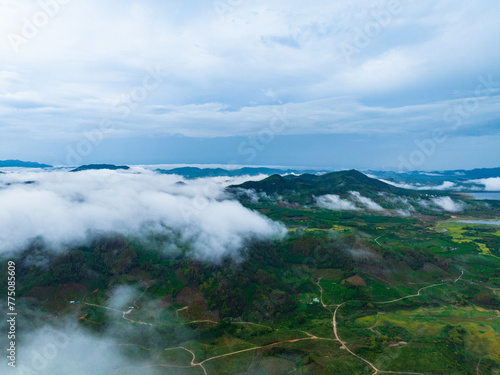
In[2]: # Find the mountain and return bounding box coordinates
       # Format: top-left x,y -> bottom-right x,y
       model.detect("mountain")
157,167 -> 237,178
453,167 -> 500,180
156,166 -> 328,179
369,167 -> 500,189
0,160 -> 52,168
228,169 -> 426,204
71,164 -> 130,172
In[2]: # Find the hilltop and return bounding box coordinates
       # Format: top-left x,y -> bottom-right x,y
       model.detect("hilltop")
71,164 -> 131,172
156,166 -> 327,179
0,160 -> 52,168
228,169 -> 426,204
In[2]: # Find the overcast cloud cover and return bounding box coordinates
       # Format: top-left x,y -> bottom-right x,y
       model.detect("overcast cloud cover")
0,0 -> 499,169
0,168 -> 286,260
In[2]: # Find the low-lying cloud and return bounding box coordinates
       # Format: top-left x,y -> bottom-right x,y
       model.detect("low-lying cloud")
349,191 -> 384,211
467,177 -> 500,191
430,197 -> 465,212
315,194 -> 359,211
2,284 -> 191,375
380,177 -> 500,193
8,321 -> 160,375
315,192 -> 385,212
379,179 -> 457,191
0,168 -> 287,261
233,188 -> 272,204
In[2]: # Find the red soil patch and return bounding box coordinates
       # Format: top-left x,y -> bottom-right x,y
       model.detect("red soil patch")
341,275 -> 367,287
175,287 -> 219,322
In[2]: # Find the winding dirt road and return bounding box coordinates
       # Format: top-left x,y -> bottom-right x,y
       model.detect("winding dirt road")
322,281 -> 451,375
373,284 -> 444,305
152,335 -> 338,375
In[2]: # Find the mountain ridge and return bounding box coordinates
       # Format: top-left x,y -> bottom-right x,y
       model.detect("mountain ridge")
71,164 -> 131,172
0,160 -> 52,168
227,169 -> 432,205
156,166 -> 328,179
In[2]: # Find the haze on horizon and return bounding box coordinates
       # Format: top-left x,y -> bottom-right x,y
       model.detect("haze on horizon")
1,0 -> 499,170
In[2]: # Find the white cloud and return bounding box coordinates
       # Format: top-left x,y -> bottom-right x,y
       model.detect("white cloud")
378,179 -> 416,189
234,188 -> 271,204
0,283 -> 197,375
396,209 -> 412,217
315,194 -> 359,211
379,179 -> 456,191
467,178 -> 500,191
0,169 -> 286,261
9,322 -> 159,375
348,248 -> 380,263
417,198 -> 431,208
349,191 -> 384,211
108,285 -> 138,311
431,196 -> 465,212
1,0 -> 499,147
430,181 -> 456,190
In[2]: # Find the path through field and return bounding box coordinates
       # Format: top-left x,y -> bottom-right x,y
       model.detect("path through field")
319,277 -> 447,375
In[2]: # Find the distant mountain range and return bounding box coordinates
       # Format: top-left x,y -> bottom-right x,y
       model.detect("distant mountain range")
2,159 -> 499,192
0,160 -> 52,168
71,164 -> 131,172
156,166 -> 328,178
369,167 -> 500,190
227,170 -> 440,205
157,166 -> 500,189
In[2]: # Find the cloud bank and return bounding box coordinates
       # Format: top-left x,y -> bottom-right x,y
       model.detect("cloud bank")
2,284 -> 191,375
315,194 -> 359,211
380,177 -> 500,193
349,191 -> 384,211
467,178 -> 500,192
314,192 -> 385,212
9,322 -> 160,375
379,179 -> 457,191
430,197 -> 465,212
0,168 -> 286,261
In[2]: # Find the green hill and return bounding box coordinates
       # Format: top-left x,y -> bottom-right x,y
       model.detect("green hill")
229,170 -> 418,204
0,159 -> 52,168
156,166 -> 327,179
71,164 -> 130,172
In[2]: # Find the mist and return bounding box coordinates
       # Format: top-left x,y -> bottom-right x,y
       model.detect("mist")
349,191 -> 384,211
1,284 -> 196,375
9,322 -> 161,375
0,168 -> 287,262
468,178 -> 500,191
430,197 -> 465,212
315,194 -> 359,211
380,180 -> 457,191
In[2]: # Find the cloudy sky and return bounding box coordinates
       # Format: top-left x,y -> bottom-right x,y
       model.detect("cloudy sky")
0,0 -> 499,170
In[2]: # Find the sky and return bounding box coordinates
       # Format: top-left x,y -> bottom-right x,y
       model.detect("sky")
0,0 -> 499,170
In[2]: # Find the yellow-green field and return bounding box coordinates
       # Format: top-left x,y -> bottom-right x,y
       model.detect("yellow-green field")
355,305 -> 500,359
435,220 -> 500,258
